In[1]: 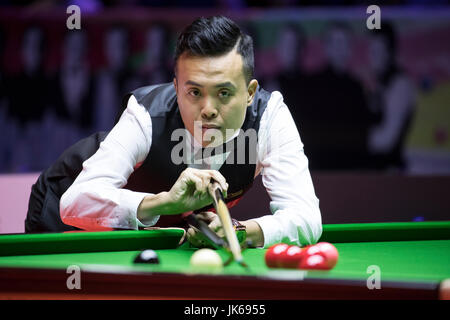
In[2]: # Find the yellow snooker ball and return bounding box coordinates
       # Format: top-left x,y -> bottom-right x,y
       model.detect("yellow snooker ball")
190,248 -> 223,270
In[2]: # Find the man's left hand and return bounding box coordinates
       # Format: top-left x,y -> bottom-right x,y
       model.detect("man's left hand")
187,211 -> 223,248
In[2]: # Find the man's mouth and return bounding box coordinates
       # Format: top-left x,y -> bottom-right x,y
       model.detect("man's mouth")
193,123 -> 224,146
201,124 -> 221,131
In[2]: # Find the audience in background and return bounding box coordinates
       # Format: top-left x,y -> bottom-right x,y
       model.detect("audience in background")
0,26 -> 9,172
6,25 -> 51,172
45,29 -> 95,165
137,24 -> 172,86
270,23 -> 314,134
366,23 -> 416,171
298,22 -> 378,170
94,25 -> 138,132
0,15 -> 422,174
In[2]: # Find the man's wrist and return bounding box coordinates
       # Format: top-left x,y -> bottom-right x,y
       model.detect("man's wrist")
240,220 -> 264,248
137,191 -> 173,220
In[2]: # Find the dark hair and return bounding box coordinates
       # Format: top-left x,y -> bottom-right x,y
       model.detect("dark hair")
370,22 -> 397,59
369,21 -> 399,84
174,16 -> 254,84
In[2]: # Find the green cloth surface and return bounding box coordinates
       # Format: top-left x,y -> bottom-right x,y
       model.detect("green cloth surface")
1,222 -> 449,284
1,239 -> 449,283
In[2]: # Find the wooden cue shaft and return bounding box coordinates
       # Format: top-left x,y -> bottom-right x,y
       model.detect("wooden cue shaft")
209,182 -> 244,262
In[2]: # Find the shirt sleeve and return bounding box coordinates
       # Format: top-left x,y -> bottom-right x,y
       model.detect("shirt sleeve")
252,91 -> 323,248
60,95 -> 160,230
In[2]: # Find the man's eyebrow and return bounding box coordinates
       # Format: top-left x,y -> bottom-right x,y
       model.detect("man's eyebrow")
184,80 -> 236,89
185,80 -> 203,87
215,82 -> 236,89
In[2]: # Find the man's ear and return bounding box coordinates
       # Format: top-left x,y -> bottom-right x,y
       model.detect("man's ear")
173,77 -> 178,93
247,79 -> 258,106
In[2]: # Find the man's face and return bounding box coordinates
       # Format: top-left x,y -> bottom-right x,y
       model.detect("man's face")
325,29 -> 351,72
174,48 -> 257,147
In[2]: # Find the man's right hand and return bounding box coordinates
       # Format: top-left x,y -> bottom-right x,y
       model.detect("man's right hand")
166,168 -> 228,214
137,168 -> 228,219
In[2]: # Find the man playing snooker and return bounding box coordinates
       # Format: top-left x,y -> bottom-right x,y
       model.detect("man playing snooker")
26,16 -> 322,249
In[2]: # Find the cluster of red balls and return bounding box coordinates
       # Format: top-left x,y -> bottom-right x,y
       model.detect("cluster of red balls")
265,242 -> 339,270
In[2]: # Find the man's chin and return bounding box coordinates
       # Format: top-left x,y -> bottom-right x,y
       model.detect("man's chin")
201,136 -> 225,148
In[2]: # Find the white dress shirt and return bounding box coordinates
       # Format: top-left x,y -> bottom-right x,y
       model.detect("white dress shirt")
60,90 -> 322,248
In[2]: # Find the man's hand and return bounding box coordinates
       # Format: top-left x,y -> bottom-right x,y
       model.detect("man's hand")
186,213 -> 264,249
167,168 -> 228,214
137,168 -> 228,220
186,211 -> 224,248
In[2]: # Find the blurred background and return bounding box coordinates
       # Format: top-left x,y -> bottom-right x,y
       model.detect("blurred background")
0,0 -> 449,232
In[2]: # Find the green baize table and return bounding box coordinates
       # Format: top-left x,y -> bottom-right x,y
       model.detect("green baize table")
0,221 -> 449,299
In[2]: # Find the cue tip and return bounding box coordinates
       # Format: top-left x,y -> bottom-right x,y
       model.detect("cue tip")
236,259 -> 249,269
223,256 -> 249,269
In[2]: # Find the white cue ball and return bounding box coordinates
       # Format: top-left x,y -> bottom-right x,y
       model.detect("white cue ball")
190,248 -> 223,270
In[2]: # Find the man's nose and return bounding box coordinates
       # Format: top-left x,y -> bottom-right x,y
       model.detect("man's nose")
201,99 -> 218,120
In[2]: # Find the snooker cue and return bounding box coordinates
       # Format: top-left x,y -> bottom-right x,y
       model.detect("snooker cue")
208,180 -> 248,268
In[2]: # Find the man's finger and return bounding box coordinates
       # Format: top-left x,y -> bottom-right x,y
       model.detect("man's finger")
210,221 -> 224,238
189,174 -> 207,195
208,170 -> 228,194
187,227 -> 203,247
195,211 -> 217,222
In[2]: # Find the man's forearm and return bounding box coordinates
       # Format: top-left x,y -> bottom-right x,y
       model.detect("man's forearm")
137,192 -> 175,221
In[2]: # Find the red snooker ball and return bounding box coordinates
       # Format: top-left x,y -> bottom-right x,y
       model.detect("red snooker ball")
314,242 -> 339,268
299,254 -> 329,270
265,243 -> 289,268
279,245 -> 304,269
298,242 -> 339,270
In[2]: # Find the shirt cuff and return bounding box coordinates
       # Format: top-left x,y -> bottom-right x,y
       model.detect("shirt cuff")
250,215 -> 282,249
120,190 -> 160,228
137,215 -> 160,228
252,209 -> 322,248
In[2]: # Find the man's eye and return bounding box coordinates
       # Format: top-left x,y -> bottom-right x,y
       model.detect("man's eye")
189,90 -> 200,97
219,90 -> 231,98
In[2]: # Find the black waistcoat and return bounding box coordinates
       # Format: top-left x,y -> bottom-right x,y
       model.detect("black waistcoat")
124,83 -> 270,227
25,83 -> 270,232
